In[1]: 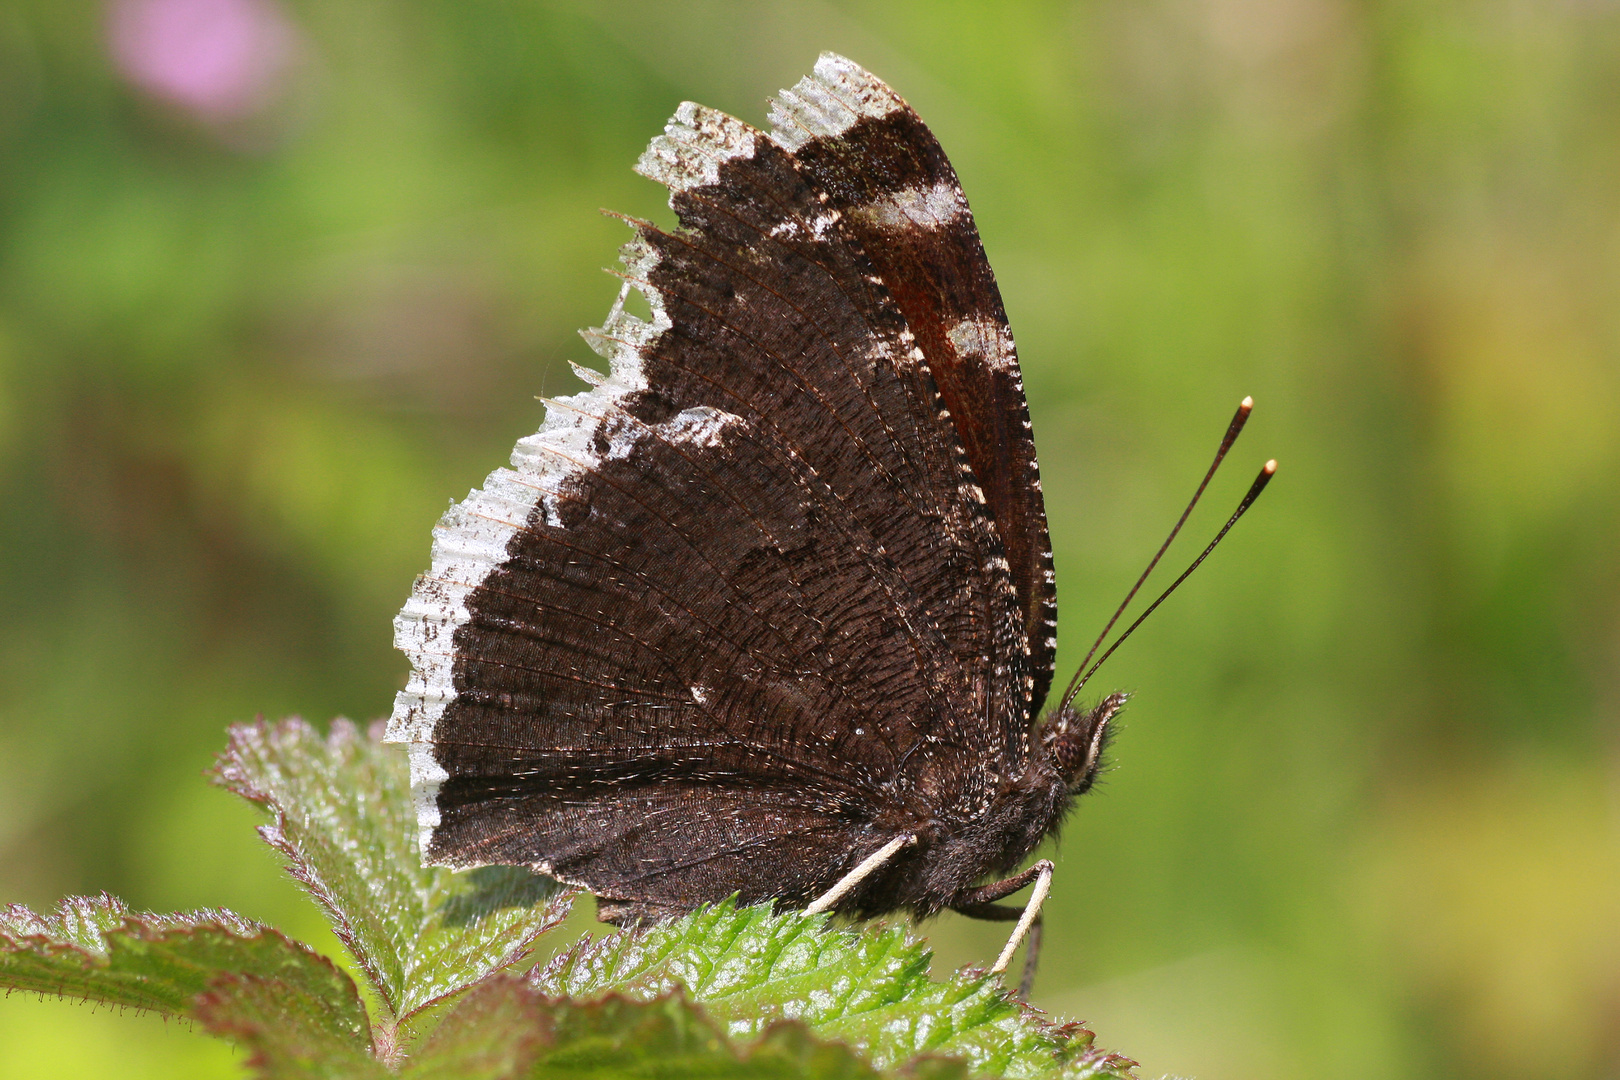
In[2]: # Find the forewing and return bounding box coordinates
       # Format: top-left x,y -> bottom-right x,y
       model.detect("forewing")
386,95 -> 1031,910
771,55 -> 1058,716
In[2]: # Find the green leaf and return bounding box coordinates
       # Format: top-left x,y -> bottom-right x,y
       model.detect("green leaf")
406,975 -> 907,1080
195,972 -> 387,1080
0,893 -> 369,1048
532,901 -> 1136,1080
736,1022 -> 968,1080
213,718 -> 574,1025
400,976 -> 549,1080
535,991 -> 900,1079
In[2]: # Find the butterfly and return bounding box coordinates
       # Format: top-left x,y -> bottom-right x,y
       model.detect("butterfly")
386,53 -> 1270,992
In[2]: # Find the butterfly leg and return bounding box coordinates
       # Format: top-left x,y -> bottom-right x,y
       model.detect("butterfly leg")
804,834 -> 916,914
950,859 -> 1054,996
952,901 -> 1042,997
594,897 -> 687,927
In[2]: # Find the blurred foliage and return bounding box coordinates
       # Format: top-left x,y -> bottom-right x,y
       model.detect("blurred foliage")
0,1 -> 1616,1078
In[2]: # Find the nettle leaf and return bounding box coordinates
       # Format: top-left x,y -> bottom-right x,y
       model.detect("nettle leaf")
401,976 -> 550,1080
0,893 -> 369,1049
213,718 -> 574,1028
536,992 -> 857,1079
196,972 -> 387,1080
533,901 -> 1135,1080
403,974 -> 914,1080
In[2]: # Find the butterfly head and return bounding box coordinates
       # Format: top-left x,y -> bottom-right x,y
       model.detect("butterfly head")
1040,691 -> 1126,796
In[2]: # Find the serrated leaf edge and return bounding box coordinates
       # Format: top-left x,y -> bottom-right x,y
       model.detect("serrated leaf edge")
531,900 -> 1136,1079
212,718 -> 403,1016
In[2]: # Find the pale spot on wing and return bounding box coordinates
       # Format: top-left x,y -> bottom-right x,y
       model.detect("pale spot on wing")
946,316 -> 1016,370
658,405 -> 741,450
851,180 -> 967,231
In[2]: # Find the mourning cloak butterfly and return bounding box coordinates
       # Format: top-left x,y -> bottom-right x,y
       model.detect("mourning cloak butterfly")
386,54 -> 1269,989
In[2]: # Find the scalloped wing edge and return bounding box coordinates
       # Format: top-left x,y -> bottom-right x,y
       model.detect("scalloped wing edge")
384,56 -> 911,864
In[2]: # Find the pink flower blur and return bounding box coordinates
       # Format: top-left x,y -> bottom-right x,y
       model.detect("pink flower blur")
108,0 -> 298,120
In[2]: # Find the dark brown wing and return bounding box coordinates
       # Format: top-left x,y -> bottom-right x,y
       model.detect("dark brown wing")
386,89 -> 1031,915
772,56 -> 1057,716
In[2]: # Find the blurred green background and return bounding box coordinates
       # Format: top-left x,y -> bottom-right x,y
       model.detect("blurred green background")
2,1 -> 1617,1077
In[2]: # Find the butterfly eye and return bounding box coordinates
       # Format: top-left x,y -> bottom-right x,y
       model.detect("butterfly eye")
1045,692 -> 1126,791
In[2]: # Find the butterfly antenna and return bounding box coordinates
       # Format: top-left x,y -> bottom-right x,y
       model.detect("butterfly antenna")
1058,397 -> 1255,712
1067,458 -> 1277,703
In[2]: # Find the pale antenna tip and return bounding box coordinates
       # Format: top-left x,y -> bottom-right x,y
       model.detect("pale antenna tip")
1264,459 -> 1278,473
1240,395 -> 1254,411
